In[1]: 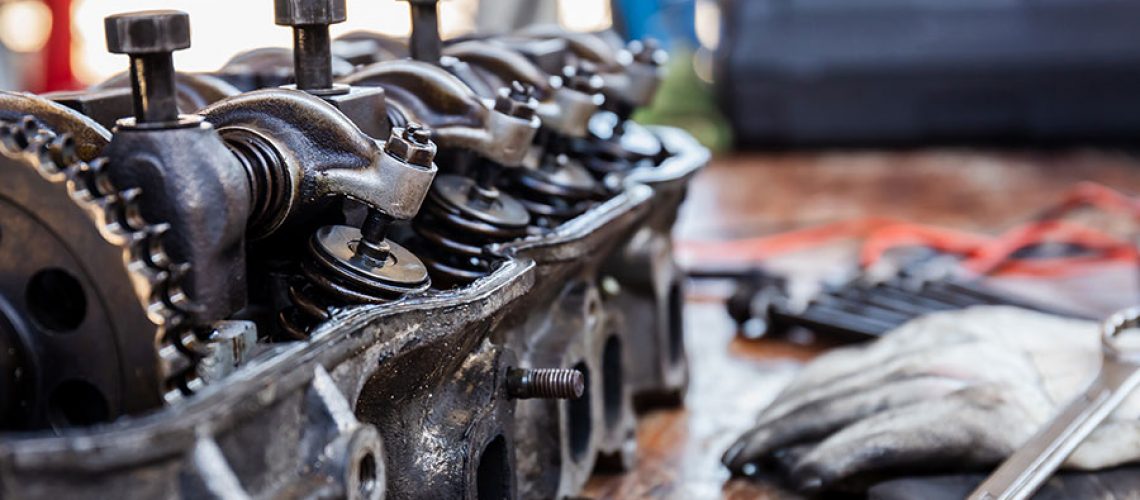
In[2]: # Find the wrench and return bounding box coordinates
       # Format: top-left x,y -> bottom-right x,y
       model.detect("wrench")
969,306 -> 1140,500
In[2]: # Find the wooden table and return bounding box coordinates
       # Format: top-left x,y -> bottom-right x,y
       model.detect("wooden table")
583,149 -> 1140,499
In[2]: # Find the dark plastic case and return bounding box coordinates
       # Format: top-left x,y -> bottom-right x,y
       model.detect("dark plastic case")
716,0 -> 1140,147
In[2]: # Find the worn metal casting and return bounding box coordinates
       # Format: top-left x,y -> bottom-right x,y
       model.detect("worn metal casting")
0,4 -> 707,499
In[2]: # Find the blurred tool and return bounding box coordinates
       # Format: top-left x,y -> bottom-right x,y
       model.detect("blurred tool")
698,260 -> 1085,342
969,307 -> 1140,500
685,181 -> 1140,341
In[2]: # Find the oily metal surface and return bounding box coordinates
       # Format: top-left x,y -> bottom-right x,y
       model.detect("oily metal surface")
341,59 -> 539,167
0,126 -> 706,499
200,89 -> 437,235
0,121 -> 181,425
431,174 -> 531,229
311,224 -> 431,290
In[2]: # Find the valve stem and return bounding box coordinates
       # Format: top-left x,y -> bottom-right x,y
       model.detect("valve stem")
355,209 -> 392,264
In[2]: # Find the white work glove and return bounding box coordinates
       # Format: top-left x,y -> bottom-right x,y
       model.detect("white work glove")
721,306 -> 1140,493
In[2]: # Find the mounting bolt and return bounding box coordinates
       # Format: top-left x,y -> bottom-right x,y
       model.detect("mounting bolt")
275,0 -> 347,91
628,38 -> 667,67
506,368 -> 585,400
385,124 -> 436,168
562,62 -> 603,94
104,10 -> 191,124
401,0 -> 441,63
493,81 -> 538,121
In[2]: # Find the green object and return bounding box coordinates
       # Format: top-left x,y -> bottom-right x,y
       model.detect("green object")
633,45 -> 732,152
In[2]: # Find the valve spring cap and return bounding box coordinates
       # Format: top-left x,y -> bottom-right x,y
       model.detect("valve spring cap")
562,63 -> 603,94
493,81 -> 538,121
105,10 -> 190,54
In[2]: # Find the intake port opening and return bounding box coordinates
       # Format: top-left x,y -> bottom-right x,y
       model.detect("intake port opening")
26,268 -> 87,333
602,335 -> 623,429
566,361 -> 592,462
667,283 -> 684,364
477,434 -> 509,500
358,452 -> 378,499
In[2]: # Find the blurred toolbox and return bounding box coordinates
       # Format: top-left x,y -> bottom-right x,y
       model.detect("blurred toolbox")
715,0 -> 1140,147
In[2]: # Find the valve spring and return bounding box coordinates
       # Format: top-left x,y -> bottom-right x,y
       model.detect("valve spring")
222,129 -> 289,238
576,140 -> 638,177
277,221 -> 428,340
386,105 -> 408,131
277,254 -> 407,341
411,190 -> 528,289
505,167 -> 599,228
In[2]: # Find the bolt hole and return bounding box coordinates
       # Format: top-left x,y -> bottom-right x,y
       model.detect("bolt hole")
476,435 -> 509,500
566,361 -> 592,462
48,379 -> 108,428
26,268 -> 87,333
357,452 -> 378,499
602,335 -> 623,429
9,127 -> 28,149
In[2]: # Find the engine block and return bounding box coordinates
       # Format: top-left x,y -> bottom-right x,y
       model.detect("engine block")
0,2 -> 706,499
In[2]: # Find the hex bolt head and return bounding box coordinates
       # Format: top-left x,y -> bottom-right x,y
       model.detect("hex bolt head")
493,81 -> 538,121
628,38 -> 667,67
506,368 -> 585,400
274,0 -> 347,26
104,10 -> 190,124
561,63 -> 603,94
105,10 -> 191,54
275,0 -> 346,91
385,124 -> 436,168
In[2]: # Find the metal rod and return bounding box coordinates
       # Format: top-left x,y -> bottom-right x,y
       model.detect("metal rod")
408,0 -> 442,64
128,53 -> 179,123
292,26 -> 333,90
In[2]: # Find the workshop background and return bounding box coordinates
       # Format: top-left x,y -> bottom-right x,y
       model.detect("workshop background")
4,0 -> 1140,498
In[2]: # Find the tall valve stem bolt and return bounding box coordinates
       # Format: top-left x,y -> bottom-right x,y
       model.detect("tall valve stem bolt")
401,0 -> 442,63
104,10 -> 191,124
275,0 -> 347,91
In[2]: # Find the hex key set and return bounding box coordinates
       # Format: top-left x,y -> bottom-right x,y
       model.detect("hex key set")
712,267 -> 1088,341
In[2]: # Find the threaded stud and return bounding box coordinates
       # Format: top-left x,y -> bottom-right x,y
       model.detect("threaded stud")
506,368 -> 584,400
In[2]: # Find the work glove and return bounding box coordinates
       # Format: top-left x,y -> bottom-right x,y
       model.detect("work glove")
721,306 -> 1140,493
